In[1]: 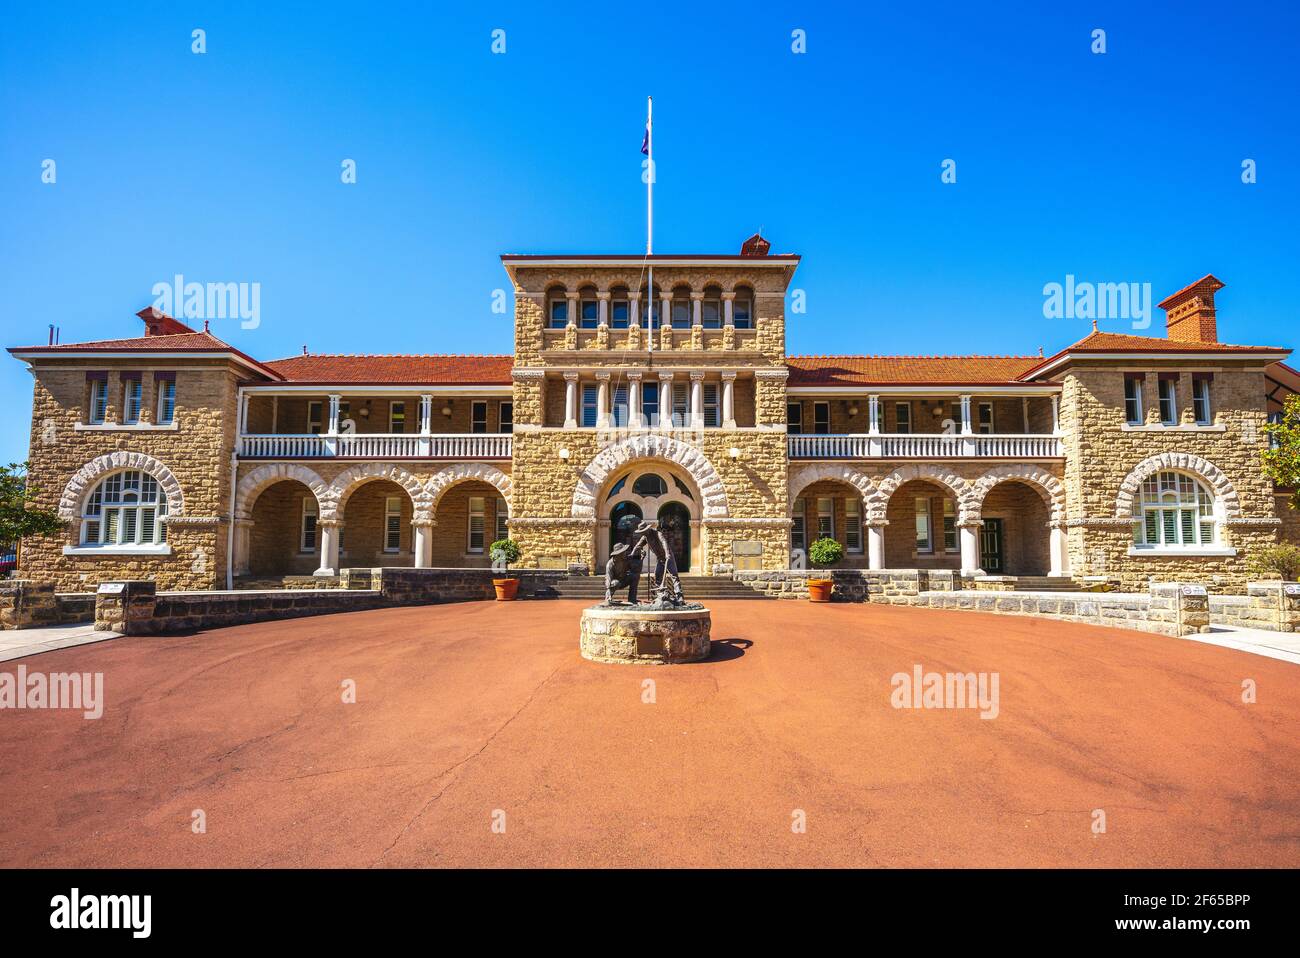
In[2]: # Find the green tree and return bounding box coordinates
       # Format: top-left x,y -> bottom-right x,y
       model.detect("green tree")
1262,394 -> 1300,510
0,462 -> 63,550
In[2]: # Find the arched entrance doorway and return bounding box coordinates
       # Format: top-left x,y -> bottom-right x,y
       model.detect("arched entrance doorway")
598,464 -> 701,573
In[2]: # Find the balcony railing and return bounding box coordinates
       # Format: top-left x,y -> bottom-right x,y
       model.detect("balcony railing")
238,433 -> 512,459
788,433 -> 1063,460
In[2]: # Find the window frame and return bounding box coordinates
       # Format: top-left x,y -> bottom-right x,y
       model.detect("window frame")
1158,377 -> 1178,426
977,402 -> 994,434
499,401 -> 513,433
914,496 -> 932,554
702,383 -> 720,428
122,376 -> 143,425
384,496 -> 402,553
155,378 -> 176,424
389,401 -> 406,434
1133,470 -> 1217,549
471,400 -> 488,434
1124,375 -> 1144,425
300,496 -> 318,553
787,402 -> 803,434
732,296 -> 752,329
1192,377 -> 1212,425
549,297 -> 569,329
79,469 -> 169,549
495,497 -> 509,543
467,496 -> 486,554
895,402 -> 912,434
88,377 -> 109,424
581,384 -> 599,428
813,401 -> 831,435
307,401 -> 323,435
845,498 -> 862,553
815,497 -> 834,541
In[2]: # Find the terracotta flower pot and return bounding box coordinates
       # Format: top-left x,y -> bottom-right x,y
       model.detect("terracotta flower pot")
807,578 -> 833,602
493,578 -> 519,601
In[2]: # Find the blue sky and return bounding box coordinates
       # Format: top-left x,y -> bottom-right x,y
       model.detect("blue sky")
2,1 -> 1297,464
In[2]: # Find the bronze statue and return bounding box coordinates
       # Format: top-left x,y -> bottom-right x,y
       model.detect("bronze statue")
633,519 -> 685,607
604,541 -> 645,605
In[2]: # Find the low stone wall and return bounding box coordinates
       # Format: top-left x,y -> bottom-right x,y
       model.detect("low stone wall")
340,567 -> 568,604
733,569 -> 957,601
95,581 -> 385,635
1,581 -> 96,629
1210,581 -> 1300,632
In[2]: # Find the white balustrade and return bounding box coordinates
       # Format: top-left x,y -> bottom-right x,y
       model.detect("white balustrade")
788,433 -> 1062,459
238,433 -> 511,459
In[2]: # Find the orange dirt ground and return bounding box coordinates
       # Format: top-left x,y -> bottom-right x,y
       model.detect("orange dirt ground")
1,599 -> 1297,868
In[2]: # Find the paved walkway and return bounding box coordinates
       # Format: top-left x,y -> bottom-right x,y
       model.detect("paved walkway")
0,622 -> 119,663
1190,625 -> 1300,665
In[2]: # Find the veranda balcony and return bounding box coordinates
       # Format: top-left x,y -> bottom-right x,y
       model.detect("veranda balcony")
787,433 -> 1063,460
237,432 -> 511,460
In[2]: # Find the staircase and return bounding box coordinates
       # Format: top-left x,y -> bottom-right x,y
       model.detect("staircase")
543,574 -> 771,600
1007,576 -> 1092,592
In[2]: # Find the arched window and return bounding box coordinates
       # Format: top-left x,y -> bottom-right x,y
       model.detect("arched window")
547,289 -> 569,329
81,470 -> 169,547
632,473 -> 668,497
1133,471 -> 1216,548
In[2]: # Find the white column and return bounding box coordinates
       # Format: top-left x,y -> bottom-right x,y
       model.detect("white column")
722,291 -> 735,327
1049,525 -> 1070,577
315,520 -> 341,576
419,394 -> 433,434
412,520 -> 434,569
1051,394 -> 1060,432
233,518 -> 253,576
690,371 -> 704,428
597,291 -> 610,328
563,372 -> 579,429
660,293 -> 672,331
691,292 -> 703,328
868,394 -> 880,435
959,523 -> 981,576
721,371 -> 736,429
628,372 -> 643,428
238,391 -> 249,434
867,525 -> 885,570
629,293 -> 641,328
960,394 -> 973,435
595,372 -> 611,428
327,394 -> 341,434
658,373 -> 673,430
565,293 -> 578,329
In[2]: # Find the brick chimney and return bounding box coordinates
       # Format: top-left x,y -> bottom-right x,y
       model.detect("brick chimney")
136,306 -> 197,337
739,232 -> 771,257
1158,274 -> 1224,344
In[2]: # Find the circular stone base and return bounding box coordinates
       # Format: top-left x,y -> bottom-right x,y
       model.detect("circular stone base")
580,606 -> 712,665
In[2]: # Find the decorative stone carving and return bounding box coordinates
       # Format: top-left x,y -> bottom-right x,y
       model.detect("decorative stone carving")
234,462 -> 329,520
425,462 -> 513,513
60,452 -> 185,521
1114,452 -> 1241,519
571,434 -> 728,519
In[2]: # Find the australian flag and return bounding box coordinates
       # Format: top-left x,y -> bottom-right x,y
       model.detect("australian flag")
641,125 -> 649,155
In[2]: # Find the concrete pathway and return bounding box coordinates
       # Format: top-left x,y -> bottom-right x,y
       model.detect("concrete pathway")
0,622 -> 120,663
1188,625 -> 1300,665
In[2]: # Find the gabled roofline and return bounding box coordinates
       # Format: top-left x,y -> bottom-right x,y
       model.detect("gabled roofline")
1021,345 -> 1291,381
7,345 -> 284,380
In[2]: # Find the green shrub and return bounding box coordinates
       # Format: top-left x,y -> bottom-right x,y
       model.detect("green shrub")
489,538 -> 521,569
1245,543 -> 1300,581
808,536 -> 844,570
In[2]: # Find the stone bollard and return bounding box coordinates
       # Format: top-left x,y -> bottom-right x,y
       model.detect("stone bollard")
0,580 -> 58,630
94,581 -> 157,634
1149,582 -> 1211,636
1245,581 -> 1300,633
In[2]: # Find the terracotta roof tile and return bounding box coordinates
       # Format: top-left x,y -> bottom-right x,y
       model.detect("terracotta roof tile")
787,355 -> 1044,386
1055,330 -> 1287,354
262,354 -> 514,385
9,330 -> 235,352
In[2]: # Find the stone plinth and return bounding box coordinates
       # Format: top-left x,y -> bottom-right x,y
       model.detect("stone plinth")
580,606 -> 712,665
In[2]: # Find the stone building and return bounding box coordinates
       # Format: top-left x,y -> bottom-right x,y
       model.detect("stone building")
8,239 -> 1298,594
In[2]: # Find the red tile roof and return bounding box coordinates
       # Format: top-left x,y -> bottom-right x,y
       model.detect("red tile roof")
1018,330 -> 1291,379
7,329 -> 285,379
262,354 -> 514,385
787,355 -> 1045,386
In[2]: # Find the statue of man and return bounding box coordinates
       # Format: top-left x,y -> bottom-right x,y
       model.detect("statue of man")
633,519 -> 684,605
604,541 -> 645,605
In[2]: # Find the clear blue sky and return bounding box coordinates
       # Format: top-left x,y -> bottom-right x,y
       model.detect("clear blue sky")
2,1 -> 1297,464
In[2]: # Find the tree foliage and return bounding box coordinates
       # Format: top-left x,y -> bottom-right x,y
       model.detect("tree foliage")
1262,393 -> 1300,511
808,536 -> 844,569
0,462 -> 63,547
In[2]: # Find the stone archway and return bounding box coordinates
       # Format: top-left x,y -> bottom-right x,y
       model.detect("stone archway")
874,464 -> 977,523
788,463 -> 879,513
425,462 -> 513,515
60,451 -> 185,521
234,463 -> 328,520
971,464 -> 1066,524
1114,452 -> 1241,519
325,462 -> 431,521
572,434 -> 728,519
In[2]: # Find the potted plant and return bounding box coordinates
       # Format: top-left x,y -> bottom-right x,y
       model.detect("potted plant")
806,537 -> 843,602
490,539 -> 522,600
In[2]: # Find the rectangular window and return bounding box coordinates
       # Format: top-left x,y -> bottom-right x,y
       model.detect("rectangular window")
580,298 -> 599,329
895,402 -> 912,434
813,401 -> 830,435
791,499 -> 807,555
703,384 -> 720,428
308,401 -> 323,435
549,299 -> 568,328
845,498 -> 862,553
122,377 -> 142,424
978,402 -> 994,434
672,384 -> 689,427
384,496 -> 401,552
611,384 -> 629,427
300,497 -> 318,552
156,379 -> 176,424
611,298 -> 629,329
472,400 -> 488,433
1158,377 -> 1178,425
943,499 -> 958,552
581,384 -> 599,428
915,497 -> 932,553
702,298 -> 721,328
732,298 -> 752,329
1192,376 -> 1212,425
1124,375 -> 1144,425
499,401 -> 513,433
642,381 -> 659,427
816,497 -> 834,540
495,498 -> 509,543
787,402 -> 803,434
467,497 -> 485,553
390,401 -> 406,433
874,401 -> 885,433
671,300 -> 691,329
89,378 -> 109,424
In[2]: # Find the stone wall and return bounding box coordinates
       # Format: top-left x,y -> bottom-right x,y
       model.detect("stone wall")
1210,581 -> 1300,632
341,567 -> 568,604
0,581 -> 95,629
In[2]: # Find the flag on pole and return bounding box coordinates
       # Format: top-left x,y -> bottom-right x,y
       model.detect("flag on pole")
640,125 -> 649,155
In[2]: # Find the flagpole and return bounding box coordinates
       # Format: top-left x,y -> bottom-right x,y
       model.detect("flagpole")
646,95 -> 654,354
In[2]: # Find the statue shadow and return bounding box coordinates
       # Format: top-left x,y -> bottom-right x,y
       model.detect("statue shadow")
707,637 -> 752,662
